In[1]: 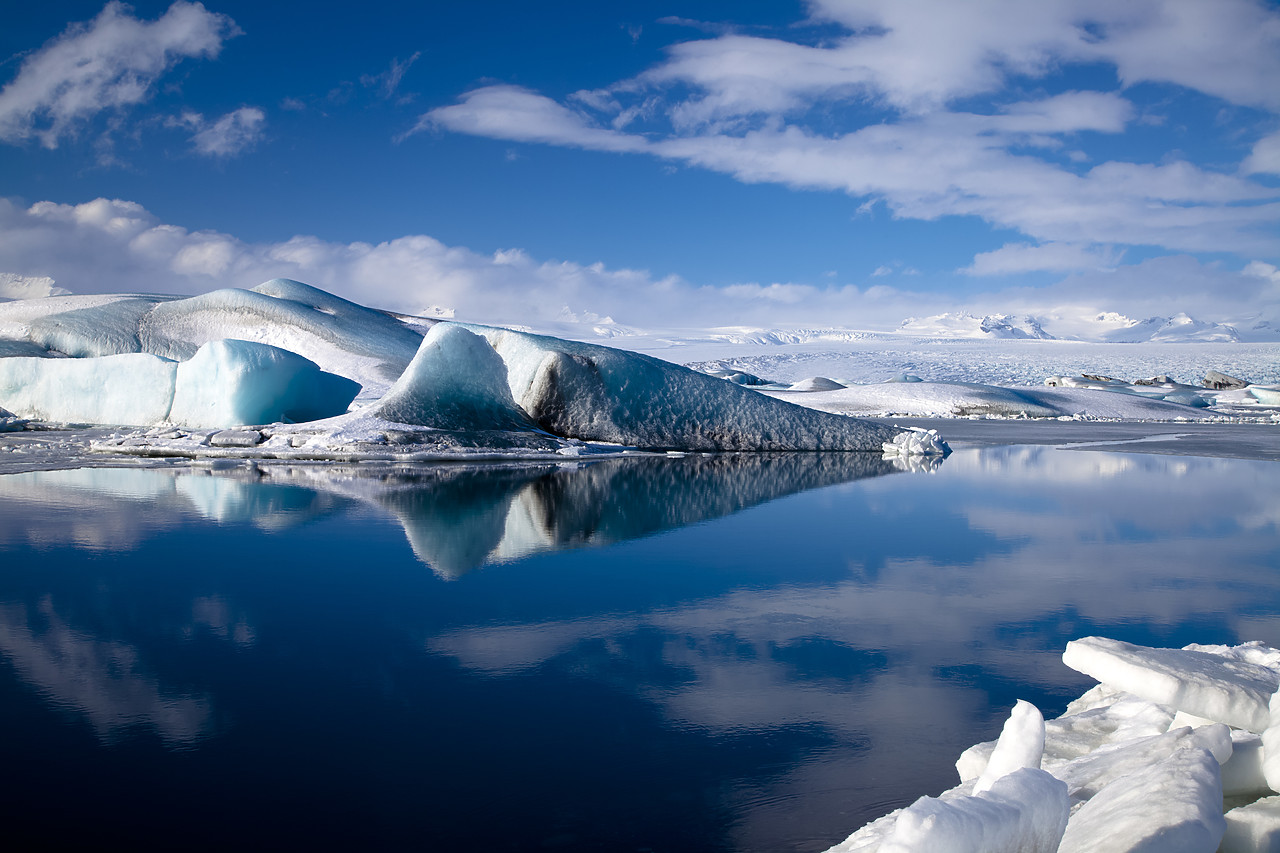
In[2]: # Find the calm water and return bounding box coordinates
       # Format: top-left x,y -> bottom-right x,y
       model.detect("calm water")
1,447 -> 1278,851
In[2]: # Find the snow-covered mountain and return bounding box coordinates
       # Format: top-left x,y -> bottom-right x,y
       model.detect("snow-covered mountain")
898,313 -> 1056,339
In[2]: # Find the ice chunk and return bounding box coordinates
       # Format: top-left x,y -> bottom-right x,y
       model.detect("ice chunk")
0,352 -> 176,425
472,325 -> 901,451
372,324 -> 532,431
878,768 -> 1068,853
1223,731 -> 1269,798
1063,637 -> 1280,732
1221,795 -> 1280,853
169,339 -> 360,429
1261,688 -> 1280,792
958,696 -> 1175,783
882,427 -> 950,458
1056,747 -> 1225,853
26,296 -> 169,357
1051,723 -> 1231,805
974,700 -> 1044,794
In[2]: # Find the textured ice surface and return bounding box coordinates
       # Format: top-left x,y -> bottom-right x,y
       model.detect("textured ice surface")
1222,795 -> 1280,853
1063,637 -> 1280,732
372,324 -> 532,431
470,325 -> 900,451
1223,731 -> 1269,798
1056,747 -> 1225,853
1050,723 -> 1231,806
0,352 -> 177,425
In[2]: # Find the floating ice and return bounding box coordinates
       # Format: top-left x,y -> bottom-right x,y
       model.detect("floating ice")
1063,637 -> 1280,732
882,427 -> 950,458
827,638 -> 1280,853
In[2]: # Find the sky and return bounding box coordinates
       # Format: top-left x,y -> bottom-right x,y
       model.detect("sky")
0,0 -> 1278,335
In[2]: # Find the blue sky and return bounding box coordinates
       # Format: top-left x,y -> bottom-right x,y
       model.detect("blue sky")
1,1 -> 1278,333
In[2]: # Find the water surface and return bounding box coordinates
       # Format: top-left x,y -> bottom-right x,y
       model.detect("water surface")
1,447 -> 1277,851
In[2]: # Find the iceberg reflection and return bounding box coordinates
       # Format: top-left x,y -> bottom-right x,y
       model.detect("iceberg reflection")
0,453 -> 905,576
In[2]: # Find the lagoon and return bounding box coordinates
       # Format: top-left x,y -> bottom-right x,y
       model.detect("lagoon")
1,431 -> 1278,851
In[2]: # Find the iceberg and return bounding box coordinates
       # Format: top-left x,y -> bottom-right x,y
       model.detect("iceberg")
169,339 -> 360,429
0,339 -> 357,429
467,325 -> 899,451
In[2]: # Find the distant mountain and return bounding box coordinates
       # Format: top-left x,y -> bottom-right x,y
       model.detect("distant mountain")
1089,312 -> 1240,343
898,313 -> 1055,339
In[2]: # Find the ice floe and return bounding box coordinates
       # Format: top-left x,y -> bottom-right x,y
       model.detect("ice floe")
824,636 -> 1280,852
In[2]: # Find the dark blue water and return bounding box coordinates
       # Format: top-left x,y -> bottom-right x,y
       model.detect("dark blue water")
1,448 -> 1277,851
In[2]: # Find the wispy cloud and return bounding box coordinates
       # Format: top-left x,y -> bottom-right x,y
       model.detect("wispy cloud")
961,242 -> 1123,276
0,1 -> 240,149
418,0 -> 1280,261
361,52 -> 421,101
169,106 -> 265,157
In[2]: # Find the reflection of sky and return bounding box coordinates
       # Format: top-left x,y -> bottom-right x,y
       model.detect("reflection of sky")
0,448 -> 1276,850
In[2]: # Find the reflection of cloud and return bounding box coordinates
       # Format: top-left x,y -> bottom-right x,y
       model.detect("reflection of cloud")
189,595 -> 255,648
426,446 -> 1280,846
0,598 -> 212,745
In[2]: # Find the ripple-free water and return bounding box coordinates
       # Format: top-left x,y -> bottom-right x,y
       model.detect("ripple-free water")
0,448 -> 1277,851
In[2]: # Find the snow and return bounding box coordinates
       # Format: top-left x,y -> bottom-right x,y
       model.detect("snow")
882,427 -> 950,458
825,637 -> 1280,853
764,380 -> 1222,420
1063,637 -> 1280,732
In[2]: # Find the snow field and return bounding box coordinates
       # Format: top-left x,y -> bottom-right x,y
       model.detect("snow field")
825,637 -> 1280,853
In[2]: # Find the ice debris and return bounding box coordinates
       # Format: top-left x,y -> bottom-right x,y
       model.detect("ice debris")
882,427 -> 950,458
824,636 -> 1280,853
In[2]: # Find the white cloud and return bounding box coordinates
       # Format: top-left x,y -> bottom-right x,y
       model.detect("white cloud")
361,52 -> 421,100
962,242 -> 1122,276
1,196 -> 1276,334
1244,128 -> 1280,176
171,106 -> 265,157
0,1 -> 240,148
419,1 -> 1280,261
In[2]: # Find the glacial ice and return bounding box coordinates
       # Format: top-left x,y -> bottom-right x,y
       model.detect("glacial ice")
0,351 -> 177,425
372,323 -> 533,432
0,339 -> 357,429
467,325 -> 900,451
169,339 -> 360,429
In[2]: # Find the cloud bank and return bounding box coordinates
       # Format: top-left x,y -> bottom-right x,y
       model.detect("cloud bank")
1,196 -> 1276,335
